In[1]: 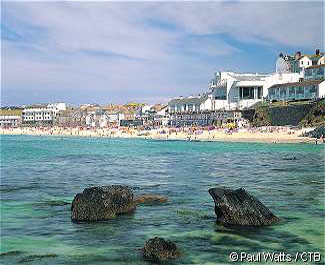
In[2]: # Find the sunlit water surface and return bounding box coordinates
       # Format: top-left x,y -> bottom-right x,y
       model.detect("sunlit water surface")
1,135 -> 324,264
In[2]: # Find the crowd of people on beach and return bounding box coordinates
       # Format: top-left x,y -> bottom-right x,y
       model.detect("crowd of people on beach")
1,123 -> 322,144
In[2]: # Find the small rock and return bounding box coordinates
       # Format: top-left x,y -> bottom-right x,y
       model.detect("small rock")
143,237 -> 181,262
134,195 -> 168,204
208,187 -> 281,226
71,185 -> 136,221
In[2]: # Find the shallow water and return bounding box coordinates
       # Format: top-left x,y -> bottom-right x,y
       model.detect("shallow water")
0,135 -> 324,264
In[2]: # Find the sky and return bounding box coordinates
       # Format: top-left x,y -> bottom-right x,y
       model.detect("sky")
1,1 -> 324,106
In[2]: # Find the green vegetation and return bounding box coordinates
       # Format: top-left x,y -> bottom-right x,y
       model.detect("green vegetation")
299,100 -> 325,127
250,105 -> 272,127
0,109 -> 22,116
244,100 -> 325,127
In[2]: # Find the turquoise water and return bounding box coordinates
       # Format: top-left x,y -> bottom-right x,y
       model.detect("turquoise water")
0,135 -> 324,264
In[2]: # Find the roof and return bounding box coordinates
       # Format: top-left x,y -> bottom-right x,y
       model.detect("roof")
169,94 -> 209,106
300,55 -> 322,61
151,104 -> 167,112
25,105 -> 48,109
229,74 -> 269,81
268,80 -> 323,89
305,64 -> 325,69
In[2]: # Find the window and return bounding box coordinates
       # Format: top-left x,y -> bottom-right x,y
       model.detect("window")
288,87 -> 295,99
257,87 -> 263,99
240,87 -> 254,99
296,86 -> 304,99
280,87 -> 287,99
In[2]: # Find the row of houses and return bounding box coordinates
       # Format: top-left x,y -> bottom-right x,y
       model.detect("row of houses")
166,49 -> 324,126
168,49 -> 325,113
1,49 -> 324,128
0,103 -> 169,128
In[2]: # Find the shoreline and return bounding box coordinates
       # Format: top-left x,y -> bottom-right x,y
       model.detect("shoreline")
0,127 -> 318,144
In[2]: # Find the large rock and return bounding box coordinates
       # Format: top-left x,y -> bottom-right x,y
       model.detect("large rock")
71,185 -> 136,221
143,237 -> 181,262
208,187 -> 281,226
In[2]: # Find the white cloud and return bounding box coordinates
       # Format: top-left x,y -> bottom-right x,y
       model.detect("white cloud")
155,1 -> 324,48
1,1 -> 323,105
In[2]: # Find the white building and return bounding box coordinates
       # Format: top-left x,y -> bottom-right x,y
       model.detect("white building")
107,112 -> 125,126
0,115 -> 21,127
168,94 -> 213,113
154,105 -> 169,126
264,72 -> 301,91
209,71 -> 271,110
22,103 -> 66,125
318,56 -> 325,65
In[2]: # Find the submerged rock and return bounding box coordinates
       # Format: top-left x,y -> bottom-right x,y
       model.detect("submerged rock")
18,253 -> 58,263
208,187 -> 281,226
143,237 -> 181,262
0,251 -> 24,257
71,185 -> 136,221
134,195 -> 168,204
283,156 -> 297,161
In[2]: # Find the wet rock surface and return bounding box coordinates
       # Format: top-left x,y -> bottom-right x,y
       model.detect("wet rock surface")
143,237 -> 181,262
208,187 -> 281,226
302,126 -> 325,139
134,195 -> 168,204
71,185 -> 136,221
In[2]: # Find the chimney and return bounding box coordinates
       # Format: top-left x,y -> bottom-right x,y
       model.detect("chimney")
295,51 -> 301,60
316,49 -> 320,55
279,53 -> 283,58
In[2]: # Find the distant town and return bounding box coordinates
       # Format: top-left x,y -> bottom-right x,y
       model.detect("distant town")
1,49 -> 324,129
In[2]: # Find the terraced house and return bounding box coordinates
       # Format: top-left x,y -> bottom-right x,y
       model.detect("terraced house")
304,64 -> 325,81
267,80 -> 325,101
268,50 -> 325,102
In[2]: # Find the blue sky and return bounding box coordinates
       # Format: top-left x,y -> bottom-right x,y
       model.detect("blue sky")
1,1 -> 324,106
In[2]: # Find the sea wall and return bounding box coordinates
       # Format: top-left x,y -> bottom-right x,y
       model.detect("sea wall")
269,104 -> 313,126
242,100 -> 324,127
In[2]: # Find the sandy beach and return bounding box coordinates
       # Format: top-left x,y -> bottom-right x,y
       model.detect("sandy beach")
0,126 -> 318,144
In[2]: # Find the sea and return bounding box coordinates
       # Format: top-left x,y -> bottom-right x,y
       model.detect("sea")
0,135 -> 324,264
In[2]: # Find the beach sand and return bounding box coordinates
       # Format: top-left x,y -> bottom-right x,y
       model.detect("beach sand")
0,126 -> 317,144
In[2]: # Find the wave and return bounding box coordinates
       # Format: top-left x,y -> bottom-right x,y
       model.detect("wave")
0,185 -> 38,193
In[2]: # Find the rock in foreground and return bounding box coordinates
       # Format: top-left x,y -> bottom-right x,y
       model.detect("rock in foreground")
71,185 -> 136,221
134,195 -> 168,204
143,237 -> 181,262
208,187 -> 281,226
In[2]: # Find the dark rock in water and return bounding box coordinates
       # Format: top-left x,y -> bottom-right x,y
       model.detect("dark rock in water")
71,185 -> 136,221
18,253 -> 58,263
302,126 -> 325,139
143,237 -> 181,262
208,187 -> 281,226
283,156 -> 296,161
134,195 -> 168,204
0,251 -> 24,257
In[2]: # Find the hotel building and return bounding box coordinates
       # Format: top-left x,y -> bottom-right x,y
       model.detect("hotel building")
22,103 -> 66,126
